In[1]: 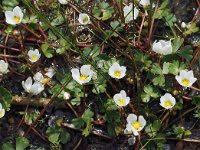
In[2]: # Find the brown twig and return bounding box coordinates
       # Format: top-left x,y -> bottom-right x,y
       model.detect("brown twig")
147,0 -> 160,48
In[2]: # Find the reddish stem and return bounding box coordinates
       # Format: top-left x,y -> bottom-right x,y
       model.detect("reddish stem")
38,25 -> 48,39
20,24 -> 41,39
0,54 -> 18,58
0,44 -> 21,52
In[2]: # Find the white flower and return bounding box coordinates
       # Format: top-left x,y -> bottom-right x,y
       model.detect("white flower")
33,72 -> 44,82
78,13 -> 90,25
34,72 -> 51,84
58,0 -> 68,4
5,6 -> 23,25
0,103 -> 5,118
160,93 -> 176,109
64,92 -> 71,100
113,90 -> 130,107
175,70 -> 197,87
125,114 -> 146,136
123,4 -> 139,23
45,66 -> 56,78
138,0 -> 150,7
71,65 -> 93,85
28,49 -> 41,63
0,60 -> 9,75
109,62 -> 126,79
152,40 -> 173,55
22,77 -> 44,95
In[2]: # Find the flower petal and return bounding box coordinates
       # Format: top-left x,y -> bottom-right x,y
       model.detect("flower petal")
127,114 -> 137,123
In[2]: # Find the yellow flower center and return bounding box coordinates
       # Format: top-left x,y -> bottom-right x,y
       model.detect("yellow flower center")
0,110 -> 3,117
83,17 -> 88,23
164,100 -> 172,107
114,71 -> 121,77
79,75 -> 88,80
181,78 -> 190,86
117,99 -> 125,105
131,121 -> 142,130
13,16 -> 20,23
31,55 -> 38,61
41,78 -> 50,84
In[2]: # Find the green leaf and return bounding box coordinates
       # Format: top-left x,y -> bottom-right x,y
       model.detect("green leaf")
24,110 -> 40,125
41,44 -> 54,58
184,130 -> 191,136
92,2 -> 114,20
82,120 -> 93,137
83,46 -> 100,59
48,133 -> 60,145
60,130 -> 70,144
56,38 -> 71,54
173,37 -> 184,53
174,102 -> 183,110
145,120 -> 161,137
71,97 -> 81,106
0,86 -> 12,111
184,23 -> 199,35
2,142 -> 15,150
192,96 -> 200,106
168,60 -> 186,75
144,85 -> 160,98
159,0 -> 169,9
110,21 -> 121,31
141,92 -> 151,103
178,45 -> 193,62
165,14 -> 177,27
151,63 -> 162,75
105,110 -> 121,137
162,62 -> 170,74
71,118 -> 85,129
153,75 -> 165,86
2,0 -> 19,7
92,83 -> 107,94
51,14 -> 65,26
155,0 -> 169,19
82,109 -> 94,123
16,137 -> 30,150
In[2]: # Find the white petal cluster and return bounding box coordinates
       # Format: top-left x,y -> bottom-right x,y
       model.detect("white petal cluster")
175,70 -> 197,87
0,60 -> 9,75
152,40 -> 172,55
5,6 -> 23,25
22,76 -> 44,95
45,66 -> 56,78
78,13 -> 90,25
0,103 -> 5,118
123,4 -> 139,23
58,0 -> 68,4
138,0 -> 150,7
125,114 -> 146,136
113,90 -> 130,107
71,65 -> 93,85
109,62 -> 126,79
160,93 -> 176,109
28,49 -> 41,63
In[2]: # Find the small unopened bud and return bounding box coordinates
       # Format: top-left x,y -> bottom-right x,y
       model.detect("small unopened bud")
63,92 -> 71,100
181,22 -> 186,28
